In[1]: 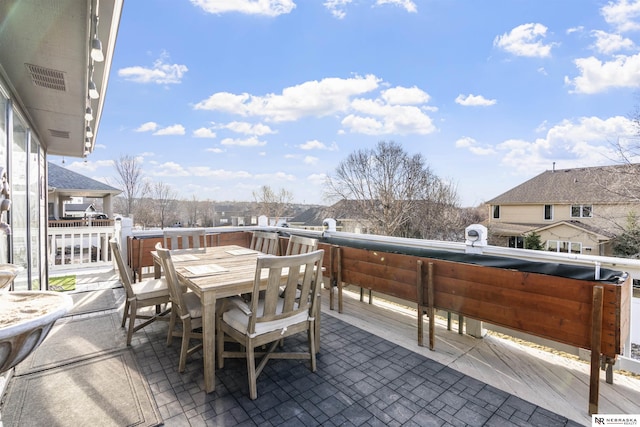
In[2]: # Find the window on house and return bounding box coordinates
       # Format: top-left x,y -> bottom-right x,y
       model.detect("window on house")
508,236 -> 524,248
492,205 -> 500,219
571,204 -> 592,218
544,204 -> 553,220
546,240 -> 582,254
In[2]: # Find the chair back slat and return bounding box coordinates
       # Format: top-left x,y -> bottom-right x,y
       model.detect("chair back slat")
247,250 -> 324,335
285,235 -> 318,255
249,231 -> 279,255
109,239 -> 135,298
155,243 -> 188,317
163,228 -> 206,250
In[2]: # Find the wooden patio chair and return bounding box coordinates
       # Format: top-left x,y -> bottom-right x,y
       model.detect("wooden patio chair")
216,249 -> 324,400
249,231 -> 279,255
109,239 -> 170,346
285,235 -> 318,255
163,228 -> 207,250
155,243 -> 203,372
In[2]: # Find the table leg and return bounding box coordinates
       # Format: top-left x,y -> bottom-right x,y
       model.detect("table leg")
315,293 -> 321,352
202,292 -> 216,393
154,258 -> 161,279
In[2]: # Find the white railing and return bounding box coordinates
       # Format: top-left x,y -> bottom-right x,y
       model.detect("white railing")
122,221 -> 640,373
48,221 -> 119,272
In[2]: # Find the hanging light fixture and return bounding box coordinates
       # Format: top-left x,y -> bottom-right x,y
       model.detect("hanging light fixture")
85,138 -> 92,148
91,2 -> 104,62
91,35 -> 104,62
84,104 -> 93,121
88,79 -> 99,99
85,125 -> 93,138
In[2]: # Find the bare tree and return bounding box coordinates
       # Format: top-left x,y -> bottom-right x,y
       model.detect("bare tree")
325,141 -> 460,238
152,182 -> 178,229
185,195 -> 201,227
113,155 -> 146,217
253,185 -> 293,225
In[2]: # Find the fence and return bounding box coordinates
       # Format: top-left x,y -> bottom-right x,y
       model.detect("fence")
47,220 -> 119,271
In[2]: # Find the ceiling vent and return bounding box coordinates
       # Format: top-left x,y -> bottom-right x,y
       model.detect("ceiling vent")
25,64 -> 66,91
49,129 -> 70,139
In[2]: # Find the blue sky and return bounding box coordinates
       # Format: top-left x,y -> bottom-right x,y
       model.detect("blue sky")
55,0 -> 640,207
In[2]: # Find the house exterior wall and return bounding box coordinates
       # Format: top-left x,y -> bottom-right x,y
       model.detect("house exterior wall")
537,224 -> 603,255
489,202 -> 636,255
492,202 -> 639,233
0,80 -> 46,291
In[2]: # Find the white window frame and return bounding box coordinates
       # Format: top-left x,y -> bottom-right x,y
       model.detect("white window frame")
570,204 -> 592,218
546,240 -> 582,254
544,204 -> 553,221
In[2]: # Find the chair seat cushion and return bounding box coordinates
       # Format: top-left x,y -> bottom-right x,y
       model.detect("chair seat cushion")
183,291 -> 203,319
222,299 -> 308,338
132,278 -> 169,300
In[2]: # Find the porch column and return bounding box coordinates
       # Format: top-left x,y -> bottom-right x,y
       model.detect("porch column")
103,194 -> 113,218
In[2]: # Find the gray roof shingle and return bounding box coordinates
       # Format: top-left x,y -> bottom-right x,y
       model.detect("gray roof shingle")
487,164 -> 640,205
48,162 -> 120,193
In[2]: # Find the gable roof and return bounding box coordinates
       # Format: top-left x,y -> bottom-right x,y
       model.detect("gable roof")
533,220 -> 615,240
48,162 -> 121,197
488,164 -> 640,205
289,200 -> 362,227
64,203 -> 95,213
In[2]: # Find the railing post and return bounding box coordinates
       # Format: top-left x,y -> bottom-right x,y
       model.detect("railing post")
465,224 -> 487,338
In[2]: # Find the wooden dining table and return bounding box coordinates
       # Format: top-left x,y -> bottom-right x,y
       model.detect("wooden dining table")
151,244 -> 321,393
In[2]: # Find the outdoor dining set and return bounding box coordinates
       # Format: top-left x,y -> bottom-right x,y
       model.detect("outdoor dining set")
110,229 -> 324,400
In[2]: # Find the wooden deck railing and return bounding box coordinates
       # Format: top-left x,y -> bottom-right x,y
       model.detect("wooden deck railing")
126,228 -> 630,414
49,219 -> 115,228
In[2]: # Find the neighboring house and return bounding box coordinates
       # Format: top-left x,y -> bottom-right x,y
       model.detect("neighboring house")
486,164 -> 640,256
0,1 -> 122,290
48,162 -> 121,220
288,200 -> 370,233
63,203 -> 97,219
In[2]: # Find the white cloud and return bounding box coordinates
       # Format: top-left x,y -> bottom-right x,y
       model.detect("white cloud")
254,171 -> 297,181
118,54 -> 188,84
195,74 -> 381,122
304,156 -> 319,165
375,0 -> 417,13
324,0 -> 351,19
206,147 -> 225,153
454,94 -> 497,107
342,99 -> 436,135
72,159 -> 114,172
135,122 -> 159,132
601,0 -> 640,32
307,173 -> 327,186
381,86 -> 430,105
455,137 -> 496,155
196,75 -> 436,136
591,30 -> 635,54
299,140 -> 338,150
190,0 -> 295,16
189,167 -> 253,179
323,0 -> 416,19
221,121 -> 276,135
493,23 -> 556,57
193,127 -> 217,138
496,116 -> 636,173
565,52 -> 640,93
567,26 -> 584,34
220,136 -> 267,146
148,162 -> 190,177
153,124 -> 185,136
